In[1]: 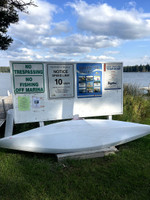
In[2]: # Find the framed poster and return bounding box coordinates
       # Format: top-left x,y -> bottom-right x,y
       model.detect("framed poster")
47,64 -> 74,98
104,63 -> 122,90
76,63 -> 102,98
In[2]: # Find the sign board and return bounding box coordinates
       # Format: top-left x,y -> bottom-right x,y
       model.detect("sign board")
12,63 -> 45,94
10,62 -> 123,124
76,63 -> 102,98
47,64 -> 74,98
104,63 -> 122,90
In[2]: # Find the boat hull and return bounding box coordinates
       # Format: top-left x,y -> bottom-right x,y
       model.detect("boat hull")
0,119 -> 150,153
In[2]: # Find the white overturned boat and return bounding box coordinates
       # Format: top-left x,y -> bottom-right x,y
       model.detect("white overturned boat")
0,119 -> 150,154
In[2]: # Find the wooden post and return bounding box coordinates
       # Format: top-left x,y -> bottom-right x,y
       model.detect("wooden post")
2,99 -> 6,118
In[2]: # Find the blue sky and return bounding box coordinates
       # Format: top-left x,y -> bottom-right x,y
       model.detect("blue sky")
0,0 -> 150,66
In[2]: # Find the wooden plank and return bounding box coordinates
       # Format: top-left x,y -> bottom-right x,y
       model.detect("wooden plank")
0,119 -> 5,127
0,95 -> 13,119
57,146 -> 118,161
0,98 -> 5,119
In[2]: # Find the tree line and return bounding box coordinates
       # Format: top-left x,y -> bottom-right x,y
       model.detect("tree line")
124,64 -> 150,72
1,65 -> 150,73
0,66 -> 10,72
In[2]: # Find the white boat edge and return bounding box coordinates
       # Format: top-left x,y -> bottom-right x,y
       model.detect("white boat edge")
0,119 -> 150,154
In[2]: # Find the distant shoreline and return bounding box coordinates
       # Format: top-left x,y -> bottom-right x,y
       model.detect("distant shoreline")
1,65 -> 150,73
0,67 -> 10,73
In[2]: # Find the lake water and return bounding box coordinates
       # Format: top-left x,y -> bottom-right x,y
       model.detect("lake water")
0,72 -> 150,96
0,73 -> 12,96
123,72 -> 150,88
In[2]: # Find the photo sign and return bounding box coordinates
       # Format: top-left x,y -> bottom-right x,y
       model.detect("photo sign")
76,63 -> 102,98
12,63 -> 45,94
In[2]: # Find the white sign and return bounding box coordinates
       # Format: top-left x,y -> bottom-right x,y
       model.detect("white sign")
12,63 -> 45,94
104,63 -> 122,90
47,64 -> 74,98
10,61 -> 123,124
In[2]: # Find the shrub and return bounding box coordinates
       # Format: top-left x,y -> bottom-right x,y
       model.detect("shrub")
114,84 -> 150,123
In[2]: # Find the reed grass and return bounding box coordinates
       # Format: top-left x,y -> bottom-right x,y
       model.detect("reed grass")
114,84 -> 150,124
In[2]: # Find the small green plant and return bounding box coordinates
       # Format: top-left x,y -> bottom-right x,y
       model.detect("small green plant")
114,84 -> 150,123
123,84 -> 142,96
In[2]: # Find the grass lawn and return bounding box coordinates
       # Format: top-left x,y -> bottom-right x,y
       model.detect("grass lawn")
0,135 -> 149,200
0,86 -> 150,200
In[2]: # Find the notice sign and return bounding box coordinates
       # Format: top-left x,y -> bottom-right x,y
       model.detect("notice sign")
77,63 -> 102,98
12,63 -> 45,94
47,64 -> 74,98
104,63 -> 122,90
18,96 -> 30,111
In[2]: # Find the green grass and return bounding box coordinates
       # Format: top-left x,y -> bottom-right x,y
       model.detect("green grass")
0,85 -> 150,200
0,135 -> 149,200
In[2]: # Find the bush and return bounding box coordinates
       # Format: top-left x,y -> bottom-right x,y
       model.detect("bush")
114,84 -> 150,123
0,67 -> 10,73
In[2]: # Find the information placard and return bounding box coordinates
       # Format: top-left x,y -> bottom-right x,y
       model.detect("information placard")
18,96 -> 30,111
104,63 -> 122,90
77,63 -> 102,98
47,64 -> 74,98
12,63 -> 45,94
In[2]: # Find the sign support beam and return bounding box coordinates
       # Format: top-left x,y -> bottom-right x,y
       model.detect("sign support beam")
108,115 -> 112,120
5,109 -> 14,137
39,121 -> 44,127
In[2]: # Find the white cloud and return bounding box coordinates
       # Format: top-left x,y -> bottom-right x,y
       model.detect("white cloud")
40,34 -> 121,54
20,48 -> 35,56
68,0 -> 150,39
122,55 -> 150,66
1,0 -> 150,67
104,51 -> 120,55
85,55 -> 115,61
51,21 -> 71,35
8,0 -> 70,46
127,1 -> 136,9
142,55 -> 150,63
23,0 -> 56,24
1,46 -> 46,63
